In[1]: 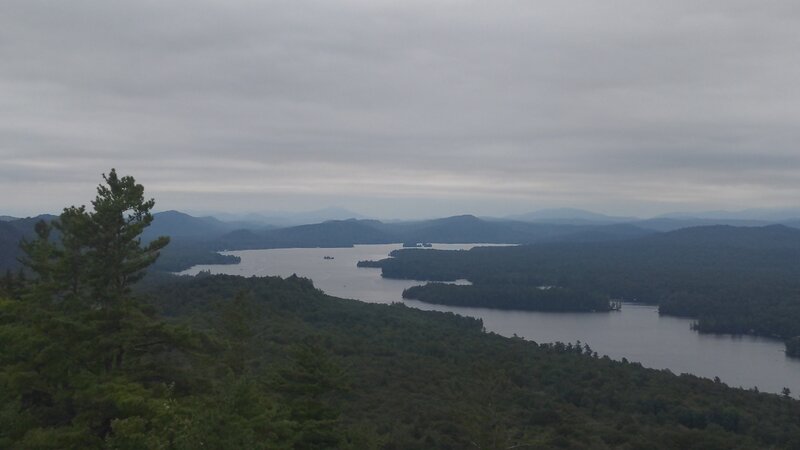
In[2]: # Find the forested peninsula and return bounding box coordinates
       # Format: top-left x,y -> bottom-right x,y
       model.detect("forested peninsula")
361,227 -> 800,356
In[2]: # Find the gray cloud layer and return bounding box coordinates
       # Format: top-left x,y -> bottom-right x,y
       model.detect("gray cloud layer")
2,0 -> 799,217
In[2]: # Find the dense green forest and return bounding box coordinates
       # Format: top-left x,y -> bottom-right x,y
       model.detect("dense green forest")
361,227 -> 800,354
3,170 -> 800,448
150,240 -> 241,273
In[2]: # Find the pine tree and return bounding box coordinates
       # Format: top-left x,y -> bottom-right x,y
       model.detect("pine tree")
19,169 -> 169,307
2,170 -> 181,446
85,169 -> 169,305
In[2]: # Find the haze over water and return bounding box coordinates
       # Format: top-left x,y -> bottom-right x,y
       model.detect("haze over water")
181,244 -> 800,397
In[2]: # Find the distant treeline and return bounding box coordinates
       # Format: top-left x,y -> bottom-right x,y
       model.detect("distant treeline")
151,241 -> 241,272
363,225 -> 800,354
403,283 -> 612,312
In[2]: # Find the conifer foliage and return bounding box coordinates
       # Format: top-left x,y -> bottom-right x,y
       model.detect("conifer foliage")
0,170 -> 180,448
20,169 -> 169,307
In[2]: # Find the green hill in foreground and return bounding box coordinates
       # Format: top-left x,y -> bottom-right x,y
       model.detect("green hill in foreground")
149,274 -> 800,449
5,270 -> 800,448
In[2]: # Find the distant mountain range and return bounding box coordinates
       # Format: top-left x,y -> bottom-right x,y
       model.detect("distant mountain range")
505,208 -> 638,225
655,207 -> 800,222
2,207 -> 800,273
141,210 -> 248,242
505,207 -> 800,231
213,214 -> 655,251
204,207 -> 369,227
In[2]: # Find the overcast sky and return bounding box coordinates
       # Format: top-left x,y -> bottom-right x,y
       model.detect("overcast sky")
2,0 -> 799,219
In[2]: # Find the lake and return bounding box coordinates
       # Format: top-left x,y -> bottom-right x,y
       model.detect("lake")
180,243 -> 800,397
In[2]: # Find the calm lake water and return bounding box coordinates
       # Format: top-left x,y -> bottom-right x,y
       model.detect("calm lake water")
181,243 -> 800,397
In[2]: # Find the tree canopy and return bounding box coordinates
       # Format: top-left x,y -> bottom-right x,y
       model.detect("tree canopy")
19,169 -> 169,307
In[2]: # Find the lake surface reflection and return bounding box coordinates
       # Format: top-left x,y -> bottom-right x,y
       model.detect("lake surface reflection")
181,243 -> 800,397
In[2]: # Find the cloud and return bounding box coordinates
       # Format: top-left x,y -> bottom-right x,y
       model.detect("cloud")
2,0 -> 799,217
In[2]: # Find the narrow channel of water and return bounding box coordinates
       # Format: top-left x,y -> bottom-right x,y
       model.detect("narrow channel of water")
180,243 -> 800,397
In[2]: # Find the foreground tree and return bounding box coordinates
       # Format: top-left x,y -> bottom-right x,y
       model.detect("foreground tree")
86,170 -> 169,305
0,170 -> 183,447
3,170 -> 346,449
20,169 -> 169,307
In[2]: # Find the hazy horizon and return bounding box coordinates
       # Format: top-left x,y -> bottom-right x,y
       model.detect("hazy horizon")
5,204 -> 800,224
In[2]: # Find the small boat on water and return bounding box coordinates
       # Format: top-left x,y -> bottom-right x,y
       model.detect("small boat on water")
323,256 -> 335,260
403,242 -> 434,248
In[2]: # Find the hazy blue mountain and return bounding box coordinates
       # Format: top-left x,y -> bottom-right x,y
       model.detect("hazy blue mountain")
0,215 -> 19,222
217,229 -> 263,247
510,207 -> 800,229
279,207 -> 368,223
542,223 -> 656,243
397,214 -> 532,243
206,212 -> 275,225
144,210 -> 240,242
217,219 -> 278,231
784,220 -> 800,229
393,215 -> 565,244
508,208 -> 637,224
6,214 -> 58,234
644,223 -> 800,250
217,218 -> 391,249
0,221 -> 24,271
634,217 -> 775,232
211,207 -> 368,227
215,215 -> 654,250
657,207 -> 800,222
0,215 -> 58,271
